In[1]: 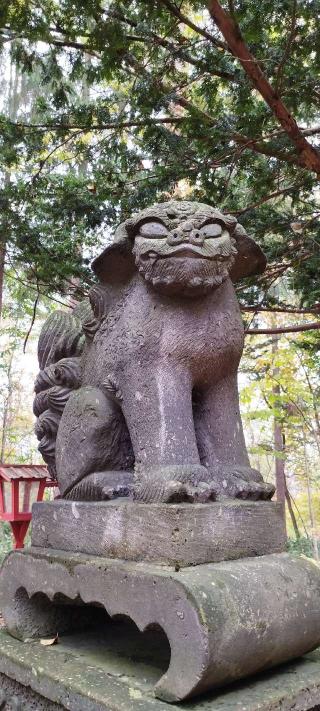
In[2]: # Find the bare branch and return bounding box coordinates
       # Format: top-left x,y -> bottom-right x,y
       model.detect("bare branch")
23,288 -> 40,352
241,305 -> 320,314
246,322 -> 320,335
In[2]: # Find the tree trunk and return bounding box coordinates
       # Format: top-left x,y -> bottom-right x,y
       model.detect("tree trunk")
303,432 -> 319,559
0,242 -> 5,323
285,486 -> 300,540
0,56 -> 20,321
272,334 -> 286,503
68,63 -> 90,309
0,349 -> 14,463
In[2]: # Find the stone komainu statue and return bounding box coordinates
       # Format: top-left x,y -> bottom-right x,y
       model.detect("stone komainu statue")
34,201 -> 275,503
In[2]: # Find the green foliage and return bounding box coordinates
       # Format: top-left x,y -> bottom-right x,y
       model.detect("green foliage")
286,536 -> 316,559
0,272 -> 53,463
0,522 -> 32,562
0,522 -> 13,563
240,324 -> 320,540
0,0 -> 319,312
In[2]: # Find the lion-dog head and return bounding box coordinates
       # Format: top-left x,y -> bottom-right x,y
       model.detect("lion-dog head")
92,201 -> 266,297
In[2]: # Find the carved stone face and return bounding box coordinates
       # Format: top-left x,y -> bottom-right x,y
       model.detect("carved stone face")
91,200 -> 267,289
132,216 -> 238,296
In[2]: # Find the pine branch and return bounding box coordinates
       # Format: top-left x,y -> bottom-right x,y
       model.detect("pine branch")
274,0 -> 297,95
110,9 -> 236,81
231,183 -> 304,215
158,0 -> 227,49
10,117 -> 185,131
208,0 -> 320,174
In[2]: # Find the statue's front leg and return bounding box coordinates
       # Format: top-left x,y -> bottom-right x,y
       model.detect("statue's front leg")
194,375 -> 275,500
121,366 -> 215,503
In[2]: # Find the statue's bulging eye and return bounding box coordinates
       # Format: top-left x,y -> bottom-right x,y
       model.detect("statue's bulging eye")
139,221 -> 169,238
200,223 -> 223,238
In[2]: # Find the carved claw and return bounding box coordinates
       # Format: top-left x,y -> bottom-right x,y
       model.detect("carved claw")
65,471 -> 133,501
163,480 -> 217,504
101,482 -> 133,500
216,465 -> 275,501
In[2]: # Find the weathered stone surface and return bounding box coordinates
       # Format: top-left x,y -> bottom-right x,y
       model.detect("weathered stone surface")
1,627 -> 320,710
1,549 -> 320,702
0,671 -> 62,710
33,200 -> 275,503
31,499 -> 286,566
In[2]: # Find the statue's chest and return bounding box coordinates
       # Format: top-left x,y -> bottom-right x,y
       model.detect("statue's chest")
117,297 -> 242,369
86,280 -> 244,381
160,306 -> 243,367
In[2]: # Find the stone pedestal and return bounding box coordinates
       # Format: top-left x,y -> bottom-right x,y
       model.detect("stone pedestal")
1,545 -> 320,703
1,500 -> 320,706
1,627 -> 320,710
31,499 -> 286,566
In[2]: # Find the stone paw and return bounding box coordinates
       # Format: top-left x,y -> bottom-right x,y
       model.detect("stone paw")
65,470 -> 133,501
217,465 -> 275,501
163,480 -> 217,503
133,464 -> 217,503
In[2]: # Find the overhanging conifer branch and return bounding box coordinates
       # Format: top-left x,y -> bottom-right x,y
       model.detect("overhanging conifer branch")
207,0 -> 320,175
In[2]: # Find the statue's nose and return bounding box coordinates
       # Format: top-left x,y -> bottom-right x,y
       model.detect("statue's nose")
167,230 -> 185,246
189,230 -> 205,246
167,227 -> 205,246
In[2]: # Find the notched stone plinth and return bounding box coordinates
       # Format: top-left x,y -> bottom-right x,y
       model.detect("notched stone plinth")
31,499 -> 286,566
1,548 -> 320,702
1,629 -> 320,710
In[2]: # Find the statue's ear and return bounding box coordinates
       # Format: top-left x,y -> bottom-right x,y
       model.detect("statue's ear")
91,221 -> 136,286
230,224 -> 267,282
91,243 -> 136,285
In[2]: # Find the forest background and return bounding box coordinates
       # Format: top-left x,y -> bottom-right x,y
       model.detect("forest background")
0,0 -> 320,558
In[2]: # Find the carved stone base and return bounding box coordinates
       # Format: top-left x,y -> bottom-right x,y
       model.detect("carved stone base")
0,670 -> 62,710
1,548 -> 320,703
1,625 -> 320,711
1,630 -> 320,711
31,499 -> 286,566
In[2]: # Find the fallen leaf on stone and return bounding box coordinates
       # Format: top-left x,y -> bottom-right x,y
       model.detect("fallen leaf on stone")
40,635 -> 58,646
